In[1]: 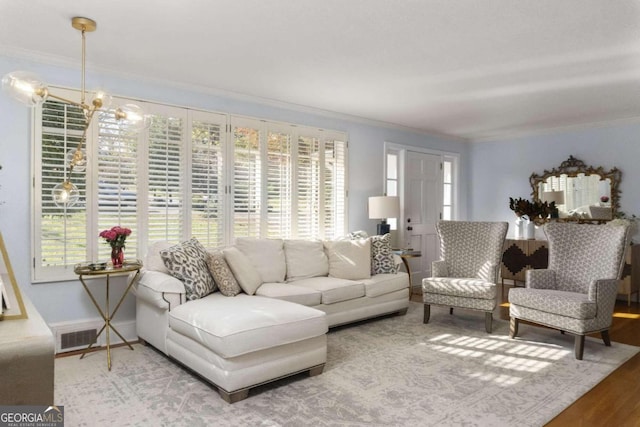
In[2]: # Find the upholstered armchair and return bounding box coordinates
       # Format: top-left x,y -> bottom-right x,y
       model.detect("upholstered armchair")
509,221 -> 631,360
422,221 -> 508,333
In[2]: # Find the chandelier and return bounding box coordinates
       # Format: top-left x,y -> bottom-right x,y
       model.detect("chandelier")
1,17 -> 146,208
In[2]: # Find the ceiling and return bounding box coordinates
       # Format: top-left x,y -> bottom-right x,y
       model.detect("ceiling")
2,1 -> 640,141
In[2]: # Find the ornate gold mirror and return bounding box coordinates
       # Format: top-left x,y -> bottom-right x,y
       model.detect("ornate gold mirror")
530,156 -> 621,222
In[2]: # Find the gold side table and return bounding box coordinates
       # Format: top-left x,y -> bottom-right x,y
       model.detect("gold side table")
74,260 -> 142,370
393,250 -> 422,299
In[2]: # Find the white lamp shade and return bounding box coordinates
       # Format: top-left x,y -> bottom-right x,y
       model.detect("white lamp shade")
542,190 -> 565,205
368,196 -> 400,219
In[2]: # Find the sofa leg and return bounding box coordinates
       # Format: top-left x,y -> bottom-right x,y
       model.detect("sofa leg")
485,312 -> 492,333
423,304 -> 431,324
397,308 -> 408,316
575,335 -> 585,360
509,317 -> 519,339
601,330 -> 611,347
449,307 -> 454,315
219,387 -> 249,404
308,364 -> 325,377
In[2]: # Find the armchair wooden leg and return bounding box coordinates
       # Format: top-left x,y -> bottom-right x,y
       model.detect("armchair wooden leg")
509,317 -> 519,339
601,330 -> 611,347
575,335 -> 585,360
423,304 -> 431,324
449,307 -> 454,315
485,312 -> 492,333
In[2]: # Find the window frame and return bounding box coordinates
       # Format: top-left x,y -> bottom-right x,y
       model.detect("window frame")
32,88 -> 348,282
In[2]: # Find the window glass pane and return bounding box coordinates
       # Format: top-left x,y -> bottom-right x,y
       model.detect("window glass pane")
443,206 -> 452,220
296,136 -> 320,239
387,153 -> 397,179
443,160 -> 452,183
97,109 -> 139,260
387,180 -> 397,197
147,115 -> 184,244
443,183 -> 452,206
233,126 -> 261,238
39,99 -> 87,269
266,131 -> 292,238
191,118 -> 224,247
322,139 -> 346,240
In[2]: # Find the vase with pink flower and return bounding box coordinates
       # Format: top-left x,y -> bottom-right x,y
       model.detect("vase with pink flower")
99,226 -> 132,268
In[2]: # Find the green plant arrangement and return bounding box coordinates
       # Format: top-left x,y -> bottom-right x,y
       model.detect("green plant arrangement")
508,197 -> 556,226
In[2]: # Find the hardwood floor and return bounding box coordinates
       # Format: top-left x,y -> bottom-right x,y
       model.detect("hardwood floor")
411,285 -> 640,427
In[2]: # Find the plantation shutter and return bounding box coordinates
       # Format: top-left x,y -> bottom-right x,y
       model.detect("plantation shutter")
147,110 -> 186,243
296,135 -> 321,239
231,118 -> 262,239
322,138 -> 347,240
34,96 -> 88,280
190,111 -> 227,248
96,109 -> 140,260
266,127 -> 292,238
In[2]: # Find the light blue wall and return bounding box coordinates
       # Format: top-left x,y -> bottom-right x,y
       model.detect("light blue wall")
0,55 -> 469,324
469,124 -> 640,238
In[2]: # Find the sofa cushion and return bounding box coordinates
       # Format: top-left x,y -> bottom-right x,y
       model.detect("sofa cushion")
324,239 -> 371,280
145,241 -> 174,274
223,247 -> 262,295
361,272 -> 408,297
284,239 -> 329,281
255,282 -> 322,306
370,234 -> 398,274
294,276 -> 365,304
160,238 -> 217,301
422,277 -> 496,300
236,238 -> 286,283
168,293 -> 327,358
509,288 -> 596,320
206,250 -> 242,297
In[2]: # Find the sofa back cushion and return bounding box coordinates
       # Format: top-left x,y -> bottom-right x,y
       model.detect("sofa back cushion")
284,239 -> 329,281
235,238 -> 287,283
324,239 -> 372,280
145,241 -> 174,274
223,247 -> 263,295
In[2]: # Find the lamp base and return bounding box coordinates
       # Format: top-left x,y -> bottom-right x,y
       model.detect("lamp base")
376,222 -> 390,235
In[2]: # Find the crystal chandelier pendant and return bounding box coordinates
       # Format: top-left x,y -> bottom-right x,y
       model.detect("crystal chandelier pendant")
52,181 -> 80,208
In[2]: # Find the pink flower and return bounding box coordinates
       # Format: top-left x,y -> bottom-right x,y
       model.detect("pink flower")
99,225 -> 132,249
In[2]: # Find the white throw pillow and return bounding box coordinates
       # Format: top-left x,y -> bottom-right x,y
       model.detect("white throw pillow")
145,241 -> 174,274
284,239 -> 329,281
235,238 -> 286,283
324,239 -> 372,280
223,246 -> 263,295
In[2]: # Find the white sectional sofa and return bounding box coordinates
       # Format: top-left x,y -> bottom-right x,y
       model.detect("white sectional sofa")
135,235 -> 409,402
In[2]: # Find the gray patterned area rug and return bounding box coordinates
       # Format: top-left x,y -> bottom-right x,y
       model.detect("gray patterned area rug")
55,302 -> 638,427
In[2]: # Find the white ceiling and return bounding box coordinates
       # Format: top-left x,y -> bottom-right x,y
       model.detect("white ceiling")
2,0 -> 640,141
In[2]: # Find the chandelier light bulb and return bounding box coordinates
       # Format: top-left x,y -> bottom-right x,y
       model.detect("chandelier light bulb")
92,89 -> 112,109
116,103 -> 148,131
52,181 -> 80,208
1,71 -> 49,106
66,149 -> 87,173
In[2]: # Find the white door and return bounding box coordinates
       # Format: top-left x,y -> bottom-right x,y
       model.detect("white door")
403,151 -> 442,291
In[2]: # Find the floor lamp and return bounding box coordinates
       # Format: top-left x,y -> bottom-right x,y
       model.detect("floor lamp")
368,196 -> 400,235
